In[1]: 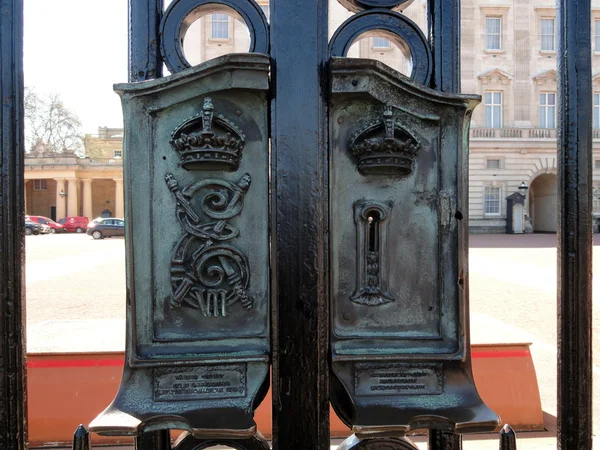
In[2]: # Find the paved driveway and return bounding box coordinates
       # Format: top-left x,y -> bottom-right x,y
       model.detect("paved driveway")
24,232 -> 600,447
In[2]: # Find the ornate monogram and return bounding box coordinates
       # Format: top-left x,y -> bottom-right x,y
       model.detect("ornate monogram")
170,97 -> 246,171
166,173 -> 253,317
350,105 -> 420,176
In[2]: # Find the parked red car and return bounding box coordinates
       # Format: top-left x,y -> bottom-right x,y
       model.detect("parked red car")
57,216 -> 89,233
26,215 -> 64,233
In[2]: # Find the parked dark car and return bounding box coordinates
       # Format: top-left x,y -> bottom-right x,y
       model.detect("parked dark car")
58,216 -> 89,233
86,218 -> 125,239
24,219 -> 41,236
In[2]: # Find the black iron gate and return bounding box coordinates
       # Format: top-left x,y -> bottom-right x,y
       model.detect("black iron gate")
0,0 -> 593,449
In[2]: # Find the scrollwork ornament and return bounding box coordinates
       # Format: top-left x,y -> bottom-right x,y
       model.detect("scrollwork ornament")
166,173 -> 254,317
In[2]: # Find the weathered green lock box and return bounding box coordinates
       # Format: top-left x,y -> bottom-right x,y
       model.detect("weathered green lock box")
90,53 -> 270,439
329,58 -> 499,436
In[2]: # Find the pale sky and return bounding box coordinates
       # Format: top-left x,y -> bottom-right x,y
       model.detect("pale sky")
24,0 -> 128,135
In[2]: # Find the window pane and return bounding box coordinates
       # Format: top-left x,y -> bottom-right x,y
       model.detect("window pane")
548,93 -> 555,105
493,106 -> 501,127
487,159 -> 500,169
486,18 -> 501,34
485,92 -> 492,104
493,92 -> 501,104
594,107 -> 599,129
595,93 -> 600,106
373,37 -> 391,48
487,35 -> 500,50
541,18 -> 554,34
540,94 -> 546,106
540,19 -> 555,51
485,106 -> 492,127
541,35 -> 554,51
211,13 -> 229,39
485,187 -> 501,214
540,107 -> 546,128
486,17 -> 501,50
548,106 -> 555,128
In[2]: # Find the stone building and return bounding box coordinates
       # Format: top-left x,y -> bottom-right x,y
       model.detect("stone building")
25,127 -> 124,221
25,0 -> 600,231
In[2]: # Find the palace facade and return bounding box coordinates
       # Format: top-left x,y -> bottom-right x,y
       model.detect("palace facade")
25,0 -> 600,231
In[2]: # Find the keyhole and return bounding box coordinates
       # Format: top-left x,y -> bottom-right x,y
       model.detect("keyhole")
367,210 -> 381,252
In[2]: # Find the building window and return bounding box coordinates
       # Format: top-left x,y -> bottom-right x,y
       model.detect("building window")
113,150 -> 122,158
487,159 -> 501,169
594,187 -> 600,213
486,17 -> 502,50
33,179 -> 47,190
539,92 -> 556,128
540,18 -> 555,51
484,186 -> 501,215
484,91 -> 502,128
211,13 -> 229,39
595,20 -> 600,52
595,160 -> 600,170
373,37 -> 391,49
594,93 -> 600,129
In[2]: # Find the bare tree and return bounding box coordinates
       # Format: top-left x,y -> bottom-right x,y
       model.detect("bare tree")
24,88 -> 84,156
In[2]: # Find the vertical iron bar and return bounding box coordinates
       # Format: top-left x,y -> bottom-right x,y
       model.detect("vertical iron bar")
73,425 -> 91,450
128,2 -> 165,450
427,0 -> 461,93
135,430 -> 171,450
0,0 -> 27,448
556,1 -> 593,449
428,429 -> 462,450
428,2 -> 462,448
128,0 -> 163,82
499,424 -> 516,450
270,0 -> 330,449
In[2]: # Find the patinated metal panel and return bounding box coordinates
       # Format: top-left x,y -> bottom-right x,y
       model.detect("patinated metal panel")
90,53 -> 270,439
329,58 -> 498,436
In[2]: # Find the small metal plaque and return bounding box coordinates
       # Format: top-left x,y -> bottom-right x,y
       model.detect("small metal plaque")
354,364 -> 442,396
154,364 -> 247,401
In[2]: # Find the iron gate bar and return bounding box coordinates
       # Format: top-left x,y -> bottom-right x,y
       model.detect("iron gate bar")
0,0 -> 27,448
427,0 -> 460,93
270,0 -> 330,448
128,1 -> 165,447
556,1 -> 593,449
427,2 -> 462,448
129,0 -> 163,82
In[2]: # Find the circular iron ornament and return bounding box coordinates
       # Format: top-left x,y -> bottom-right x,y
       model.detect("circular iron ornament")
329,9 -> 432,86
160,0 -> 269,73
173,431 -> 270,450
337,0 -> 415,13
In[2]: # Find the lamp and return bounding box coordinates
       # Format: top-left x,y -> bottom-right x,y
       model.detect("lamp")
518,181 -> 528,198
59,189 -> 67,198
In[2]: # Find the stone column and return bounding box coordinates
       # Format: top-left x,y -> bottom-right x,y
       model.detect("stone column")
114,178 -> 124,218
55,178 -> 66,220
82,179 -> 93,220
66,178 -> 79,217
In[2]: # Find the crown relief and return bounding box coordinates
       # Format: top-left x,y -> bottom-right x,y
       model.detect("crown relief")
170,97 -> 246,171
349,105 -> 421,176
